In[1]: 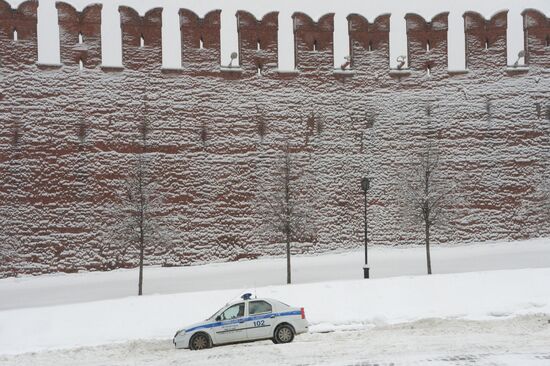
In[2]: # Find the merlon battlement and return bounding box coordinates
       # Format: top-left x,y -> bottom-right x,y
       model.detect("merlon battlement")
0,3 -> 548,75
522,9 -> 550,68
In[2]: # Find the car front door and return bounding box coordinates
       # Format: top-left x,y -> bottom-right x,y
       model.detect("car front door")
245,300 -> 275,340
212,302 -> 247,344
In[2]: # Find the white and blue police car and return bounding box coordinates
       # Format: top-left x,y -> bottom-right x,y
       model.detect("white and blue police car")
173,294 -> 308,350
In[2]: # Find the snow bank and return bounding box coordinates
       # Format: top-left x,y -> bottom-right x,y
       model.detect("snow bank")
2,238 -> 549,311
1,268 -> 549,355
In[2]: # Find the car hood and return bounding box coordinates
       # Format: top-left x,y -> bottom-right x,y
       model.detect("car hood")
179,319 -> 213,333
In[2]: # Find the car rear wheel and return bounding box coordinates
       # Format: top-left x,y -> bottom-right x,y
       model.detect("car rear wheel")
274,324 -> 294,344
189,333 -> 211,350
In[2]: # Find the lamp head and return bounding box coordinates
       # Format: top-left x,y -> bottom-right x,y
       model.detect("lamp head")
361,177 -> 371,192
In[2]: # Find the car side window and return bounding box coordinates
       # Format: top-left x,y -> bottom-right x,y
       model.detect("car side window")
249,300 -> 272,315
220,303 -> 245,320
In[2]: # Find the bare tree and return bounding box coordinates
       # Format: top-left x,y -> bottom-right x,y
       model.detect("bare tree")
399,144 -> 457,275
109,101 -> 172,295
0,123 -> 22,277
539,173 -> 550,225
259,142 -> 314,284
111,156 -> 171,295
0,179 -> 16,276
0,227 -> 19,277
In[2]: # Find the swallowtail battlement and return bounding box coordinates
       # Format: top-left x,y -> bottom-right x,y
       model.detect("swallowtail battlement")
0,2 -> 549,74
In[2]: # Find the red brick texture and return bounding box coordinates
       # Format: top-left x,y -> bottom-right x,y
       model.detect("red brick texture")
522,9 -> 550,68
406,12 -> 449,75
463,11 -> 508,70
0,0 -> 38,67
180,9 -> 221,72
56,2 -> 102,68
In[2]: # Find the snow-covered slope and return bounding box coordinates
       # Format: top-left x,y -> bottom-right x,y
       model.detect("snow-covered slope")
1,238 -> 548,310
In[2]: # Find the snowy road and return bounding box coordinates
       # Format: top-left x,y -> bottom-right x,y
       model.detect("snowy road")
1,238 -> 549,310
2,315 -> 549,366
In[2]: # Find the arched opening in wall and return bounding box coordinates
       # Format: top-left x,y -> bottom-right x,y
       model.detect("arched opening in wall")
368,41 -> 373,52
484,38 -> 489,50
140,34 -> 145,48
257,39 -> 261,50
313,40 -> 318,51
257,64 -> 262,76
426,65 -> 431,76
426,40 -> 431,52
79,58 -> 84,70
546,35 -> 550,47
199,36 -> 204,49
78,32 -> 83,44
12,28 -> 17,41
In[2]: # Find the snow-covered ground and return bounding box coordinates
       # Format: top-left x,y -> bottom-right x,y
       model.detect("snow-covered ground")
0,239 -> 549,364
1,238 -> 549,310
2,315 -> 549,366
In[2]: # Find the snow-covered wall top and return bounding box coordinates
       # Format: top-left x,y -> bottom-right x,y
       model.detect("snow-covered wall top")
0,1 -> 549,277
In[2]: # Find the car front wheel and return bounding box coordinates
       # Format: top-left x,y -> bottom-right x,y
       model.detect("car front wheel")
189,333 -> 211,350
274,324 -> 294,344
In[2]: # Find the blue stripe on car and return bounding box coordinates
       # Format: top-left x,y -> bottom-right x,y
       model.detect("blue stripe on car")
185,310 -> 301,333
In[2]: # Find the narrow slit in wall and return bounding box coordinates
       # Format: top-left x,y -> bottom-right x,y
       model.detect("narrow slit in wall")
257,39 -> 261,50
78,32 -> 83,44
79,59 -> 84,70
313,40 -> 317,51
484,38 -> 489,50
426,40 -> 431,51
368,41 -> 373,52
199,37 -> 204,49
13,28 -> 18,41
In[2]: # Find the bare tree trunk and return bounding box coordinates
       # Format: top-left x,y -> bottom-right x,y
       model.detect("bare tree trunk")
138,228 -> 144,295
284,150 -> 292,284
424,155 -> 432,275
425,221 -> 432,275
138,160 -> 145,296
286,225 -> 291,284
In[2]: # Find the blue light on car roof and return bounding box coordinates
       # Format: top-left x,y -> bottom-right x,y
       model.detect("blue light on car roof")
241,293 -> 252,300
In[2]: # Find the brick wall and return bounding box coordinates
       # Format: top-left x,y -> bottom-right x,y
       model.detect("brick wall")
0,3 -> 549,277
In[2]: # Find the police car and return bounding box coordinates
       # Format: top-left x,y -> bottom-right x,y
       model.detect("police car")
173,294 -> 308,350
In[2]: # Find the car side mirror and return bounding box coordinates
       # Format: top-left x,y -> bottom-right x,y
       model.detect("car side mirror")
215,315 -> 221,321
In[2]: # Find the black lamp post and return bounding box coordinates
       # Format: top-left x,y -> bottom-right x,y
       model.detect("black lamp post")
361,177 -> 371,279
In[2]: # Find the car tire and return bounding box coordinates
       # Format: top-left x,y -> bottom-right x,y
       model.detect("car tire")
274,324 -> 294,344
189,333 -> 211,350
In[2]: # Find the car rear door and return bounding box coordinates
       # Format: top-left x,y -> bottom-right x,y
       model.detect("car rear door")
245,300 -> 276,340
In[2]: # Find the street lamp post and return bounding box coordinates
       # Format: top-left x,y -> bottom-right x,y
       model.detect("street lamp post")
361,177 -> 371,279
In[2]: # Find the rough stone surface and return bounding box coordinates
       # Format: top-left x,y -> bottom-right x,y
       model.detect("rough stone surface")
0,4 -> 549,277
